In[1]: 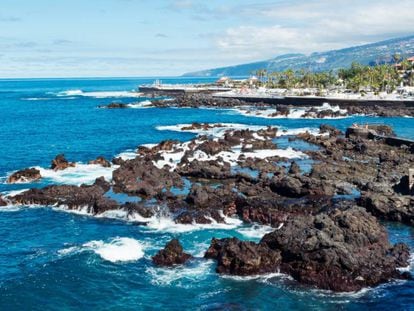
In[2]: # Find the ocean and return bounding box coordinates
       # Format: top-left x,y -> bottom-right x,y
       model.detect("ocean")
0,78 -> 413,310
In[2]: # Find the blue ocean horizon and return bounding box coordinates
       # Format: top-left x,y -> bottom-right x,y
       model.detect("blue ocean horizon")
0,78 -> 413,310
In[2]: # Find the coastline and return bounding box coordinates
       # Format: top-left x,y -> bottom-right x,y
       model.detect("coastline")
0,78 -> 413,308
2,118 -> 413,292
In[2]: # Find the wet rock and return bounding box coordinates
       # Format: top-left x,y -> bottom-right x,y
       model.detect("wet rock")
288,161 -> 301,175
88,156 -> 111,167
152,239 -> 192,266
177,159 -> 231,179
319,124 -> 342,136
358,192 -> 414,226
185,184 -> 236,210
0,195 -> 7,206
7,168 -> 41,183
51,154 -> 75,171
181,123 -> 224,131
9,178 -> 117,214
269,175 -> 335,198
94,177 -> 111,193
100,102 -> 129,109
121,202 -> 155,219
257,126 -> 278,139
138,140 -> 180,157
235,193 -> 332,227
241,140 -> 277,152
261,207 -> 411,292
196,140 -> 230,155
112,157 -> 126,165
169,184 -> 238,224
204,237 -> 281,275
112,158 -> 183,198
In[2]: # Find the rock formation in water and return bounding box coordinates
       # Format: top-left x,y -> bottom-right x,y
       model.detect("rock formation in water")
51,154 -> 76,171
152,239 -> 192,266
7,168 -> 41,183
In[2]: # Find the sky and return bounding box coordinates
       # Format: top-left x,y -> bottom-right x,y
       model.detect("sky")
1,0 -> 414,78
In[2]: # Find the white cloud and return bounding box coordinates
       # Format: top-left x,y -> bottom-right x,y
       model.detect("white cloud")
214,0 -> 414,60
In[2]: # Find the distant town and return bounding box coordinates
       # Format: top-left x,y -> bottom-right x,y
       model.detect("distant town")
139,56 -> 414,102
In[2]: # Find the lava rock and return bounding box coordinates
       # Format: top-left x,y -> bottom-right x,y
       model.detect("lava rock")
9,178 -> 117,214
205,237 -> 281,275
101,102 -> 129,109
152,239 -> 192,266
0,195 -> 7,206
51,154 -> 75,171
112,157 -> 183,198
88,156 -> 111,167
261,206 -> 411,292
7,168 -> 41,183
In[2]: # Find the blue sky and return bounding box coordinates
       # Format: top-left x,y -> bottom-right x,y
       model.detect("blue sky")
1,0 -> 414,78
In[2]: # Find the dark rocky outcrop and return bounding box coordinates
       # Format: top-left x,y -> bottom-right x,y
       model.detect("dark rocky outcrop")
204,237 -> 281,275
88,156 -> 111,168
176,159 -> 231,179
7,168 -> 41,183
121,202 -> 155,219
196,140 -> 230,155
137,140 -> 180,157
358,192 -> 414,226
152,239 -> 192,266
181,123 -> 225,131
112,158 -> 183,198
261,207 -> 411,292
0,195 -> 7,206
112,157 -> 126,165
100,102 -> 129,109
9,177 -> 117,214
51,154 -> 75,171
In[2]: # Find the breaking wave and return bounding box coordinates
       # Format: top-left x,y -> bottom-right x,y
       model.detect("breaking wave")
59,237 -> 145,263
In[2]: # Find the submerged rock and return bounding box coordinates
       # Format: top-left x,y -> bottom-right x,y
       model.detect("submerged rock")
51,154 -> 75,171
7,168 -> 41,183
152,239 -> 192,266
204,237 -> 281,275
261,206 -> 411,292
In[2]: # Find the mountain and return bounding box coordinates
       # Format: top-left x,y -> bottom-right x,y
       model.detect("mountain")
183,35 -> 414,77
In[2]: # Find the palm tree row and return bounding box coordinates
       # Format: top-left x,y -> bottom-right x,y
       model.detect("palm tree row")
254,59 -> 414,93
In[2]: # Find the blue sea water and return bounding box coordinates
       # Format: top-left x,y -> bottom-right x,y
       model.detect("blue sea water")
0,77 -> 413,310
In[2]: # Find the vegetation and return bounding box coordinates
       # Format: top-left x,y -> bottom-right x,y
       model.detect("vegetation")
253,58 -> 414,93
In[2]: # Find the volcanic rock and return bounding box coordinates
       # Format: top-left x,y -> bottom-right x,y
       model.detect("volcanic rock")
7,168 -> 41,183
112,157 -> 183,198
51,154 -> 75,171
152,239 -> 192,266
0,195 -> 7,206
9,178 -> 117,214
204,237 -> 281,275
88,156 -> 111,167
261,206 -> 411,292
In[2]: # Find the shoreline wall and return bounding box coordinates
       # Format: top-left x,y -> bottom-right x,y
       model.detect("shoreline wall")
214,95 -> 414,108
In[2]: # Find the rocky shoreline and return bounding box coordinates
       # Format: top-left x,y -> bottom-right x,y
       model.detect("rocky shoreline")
100,93 -> 414,118
2,120 -> 413,292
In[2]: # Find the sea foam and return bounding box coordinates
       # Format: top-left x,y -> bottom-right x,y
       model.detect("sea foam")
228,103 -> 349,120
35,163 -> 116,186
75,237 -> 145,263
56,89 -> 144,99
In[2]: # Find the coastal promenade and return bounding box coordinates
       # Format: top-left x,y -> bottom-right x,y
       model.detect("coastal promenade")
212,92 -> 414,108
